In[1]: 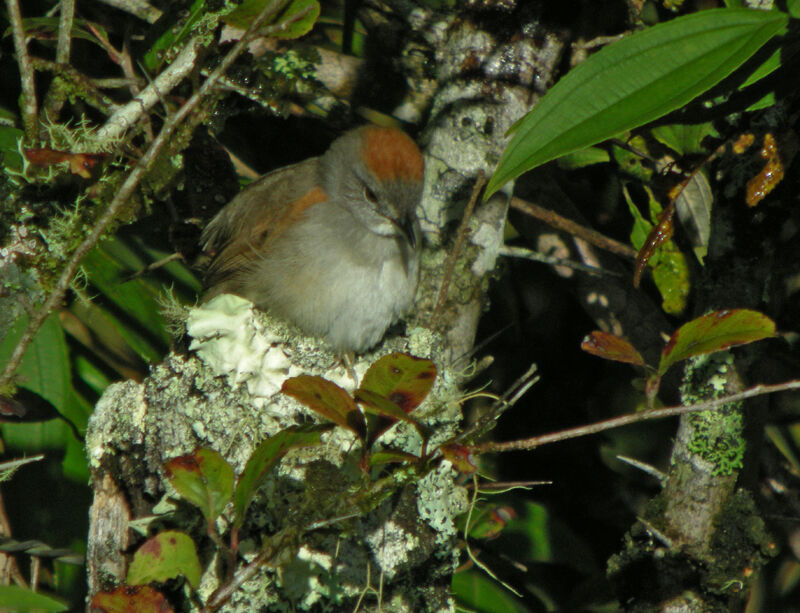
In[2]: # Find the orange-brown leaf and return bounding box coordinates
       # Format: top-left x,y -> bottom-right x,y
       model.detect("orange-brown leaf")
633,201 -> 675,288
581,330 -> 647,367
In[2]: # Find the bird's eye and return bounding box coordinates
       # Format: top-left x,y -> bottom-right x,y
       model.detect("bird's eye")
364,186 -> 378,204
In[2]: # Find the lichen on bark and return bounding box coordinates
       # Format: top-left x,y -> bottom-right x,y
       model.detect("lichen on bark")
87,296 -> 468,611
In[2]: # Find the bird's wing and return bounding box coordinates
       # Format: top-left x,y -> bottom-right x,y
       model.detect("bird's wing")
201,157 -> 327,289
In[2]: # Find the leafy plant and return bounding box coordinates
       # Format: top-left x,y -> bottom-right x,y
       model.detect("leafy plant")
485,8 -> 788,197
582,308 -> 777,403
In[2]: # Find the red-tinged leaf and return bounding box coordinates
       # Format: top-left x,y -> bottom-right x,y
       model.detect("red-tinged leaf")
580,331 -> 647,368
354,388 -> 418,424
355,388 -> 431,448
359,353 -> 437,414
91,585 -> 173,613
281,375 -> 364,436
23,147 -> 104,178
467,506 -> 517,540
634,201 -> 675,288
440,443 -> 477,474
658,309 -> 776,376
164,448 -> 234,523
127,531 -> 202,589
233,425 -> 327,529
369,448 -> 421,466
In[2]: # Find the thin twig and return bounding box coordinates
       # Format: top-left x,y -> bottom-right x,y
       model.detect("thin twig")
510,196 -> 638,260
499,245 -> 623,277
456,363 -> 539,443
5,0 -> 39,139
206,527 -> 298,610
85,21 -> 149,133
0,0 -> 305,391
475,380 -> 800,454
89,37 -> 202,144
56,0 -> 75,64
429,173 -> 487,329
93,0 -> 163,23
469,480 -> 552,491
615,454 -> 666,481
32,58 -> 121,116
0,491 -> 27,588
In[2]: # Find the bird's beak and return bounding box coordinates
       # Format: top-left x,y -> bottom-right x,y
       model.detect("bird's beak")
395,212 -> 417,248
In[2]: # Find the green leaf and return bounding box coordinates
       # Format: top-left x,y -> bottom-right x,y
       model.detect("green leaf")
452,568 -> 530,613
485,8 -> 788,197
223,0 -> 320,39
16,17 -> 112,47
500,501 -> 597,573
281,375 -> 365,436
0,124 -> 23,170
369,448 -> 420,466
271,0 -> 320,39
74,354 -> 113,396
1,313 -> 70,413
165,448 -> 234,523
612,137 -> 654,182
658,309 -> 776,376
739,44 -> 798,111
82,238 -> 172,363
624,185 -> 689,315
358,353 -> 437,413
556,146 -> 609,169
651,122 -> 718,156
143,0 -> 206,73
127,530 -> 202,589
91,585 -> 173,613
0,585 -> 68,612
233,425 -> 326,528
650,247 -> 690,315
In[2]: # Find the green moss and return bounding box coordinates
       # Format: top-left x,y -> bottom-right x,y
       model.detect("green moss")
705,489 -> 776,595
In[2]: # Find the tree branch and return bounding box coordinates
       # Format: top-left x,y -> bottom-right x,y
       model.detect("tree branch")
510,196 -> 637,260
56,0 -> 75,64
429,173 -> 486,329
475,379 -> 800,454
5,0 -> 38,139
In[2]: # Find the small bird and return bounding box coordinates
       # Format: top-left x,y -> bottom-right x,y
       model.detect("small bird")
201,125 -> 424,353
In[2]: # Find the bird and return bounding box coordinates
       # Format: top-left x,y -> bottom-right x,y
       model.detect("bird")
200,125 -> 424,353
